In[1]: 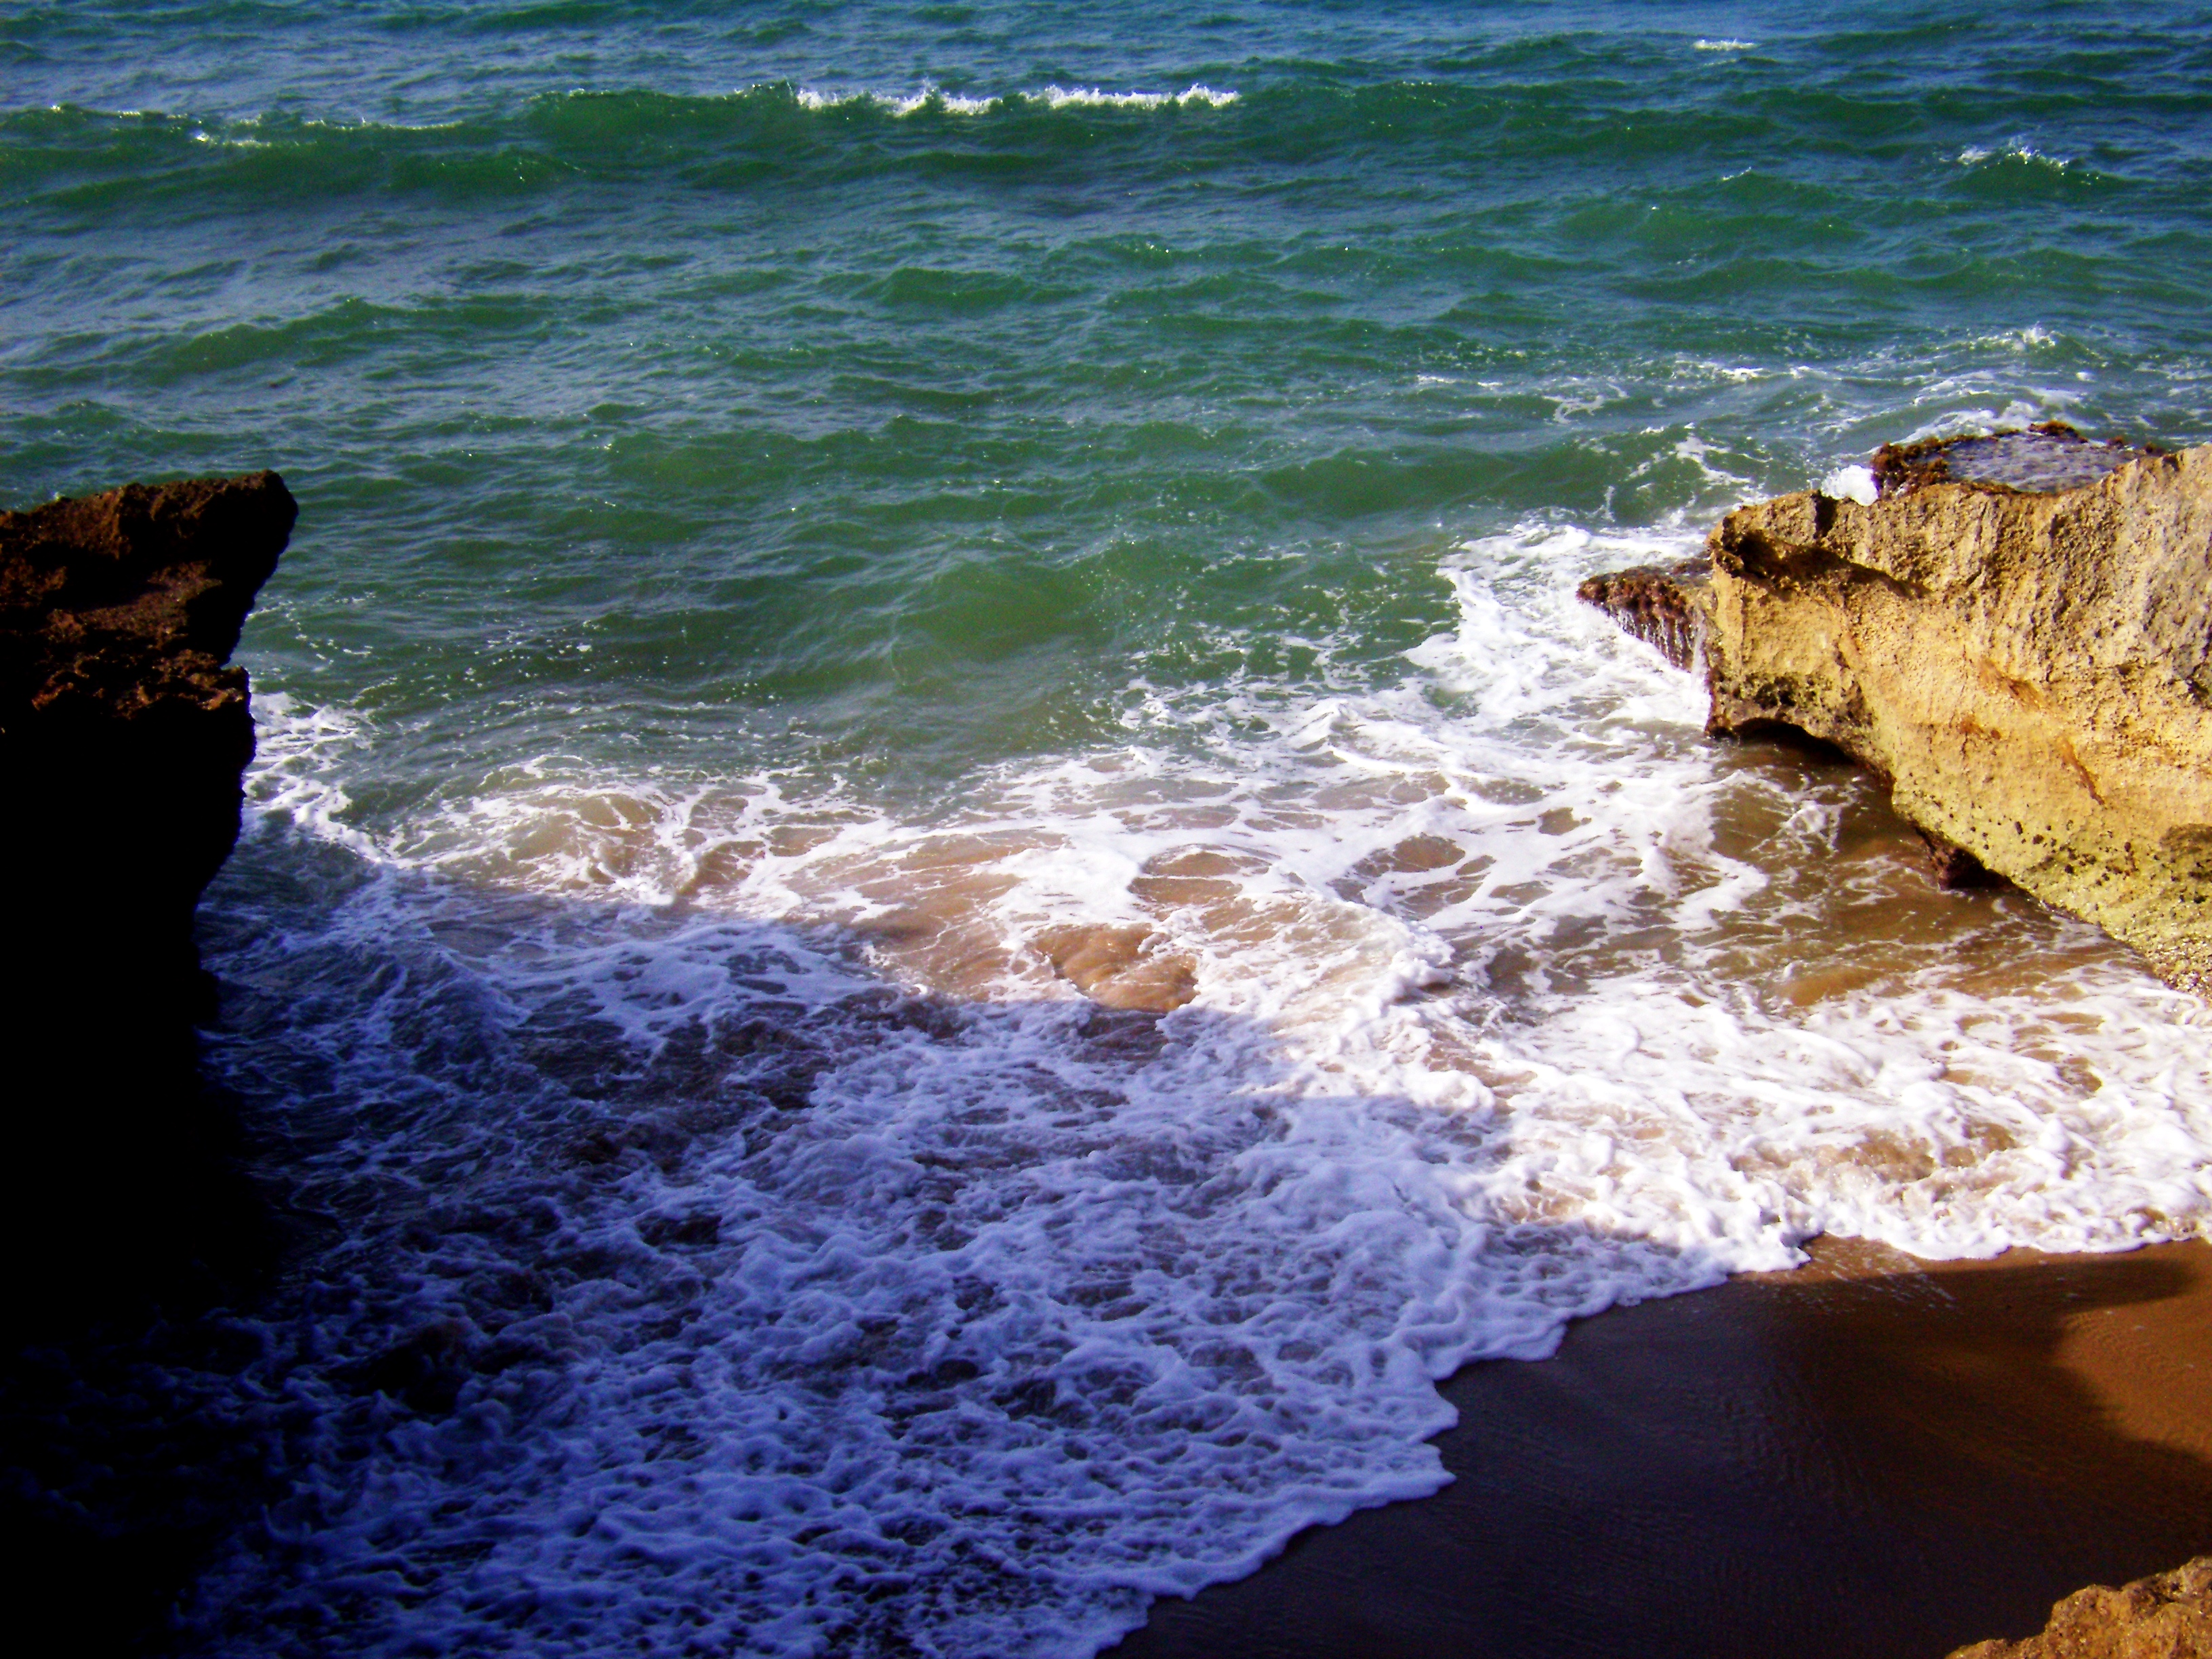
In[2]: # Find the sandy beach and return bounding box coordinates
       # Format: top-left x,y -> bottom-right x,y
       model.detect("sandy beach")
1116,1239 -> 2212,1659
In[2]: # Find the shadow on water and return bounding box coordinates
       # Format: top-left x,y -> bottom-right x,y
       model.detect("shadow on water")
1115,1245 -> 2212,1659
5,817 -> 2210,1659
0,956 -> 284,1657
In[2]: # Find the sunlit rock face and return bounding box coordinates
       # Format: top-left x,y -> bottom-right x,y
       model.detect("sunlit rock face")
1583,434 -> 2212,993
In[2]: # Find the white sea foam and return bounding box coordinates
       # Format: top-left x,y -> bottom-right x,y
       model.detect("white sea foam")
193,523 -> 2212,1656
1036,83 -> 1240,110
1818,463 -> 1879,504
243,691 -> 376,851
790,82 -> 1238,118
882,87 -> 999,117
1957,140 -> 2071,169
1641,429 -> 1760,495
1893,389 -> 2081,447
1694,38 -> 1757,52
794,84 -> 1000,115
1971,323 -> 2056,350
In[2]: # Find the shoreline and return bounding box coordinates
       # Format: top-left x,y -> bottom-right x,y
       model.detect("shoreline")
1113,1237 -> 2212,1659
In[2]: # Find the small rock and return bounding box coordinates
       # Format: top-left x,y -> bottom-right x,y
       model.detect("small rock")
1575,558 -> 1711,672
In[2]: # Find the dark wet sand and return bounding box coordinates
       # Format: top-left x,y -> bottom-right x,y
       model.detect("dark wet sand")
1113,1238 -> 2212,1659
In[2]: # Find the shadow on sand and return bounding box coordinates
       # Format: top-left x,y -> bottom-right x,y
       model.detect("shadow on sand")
1115,1241 -> 2212,1659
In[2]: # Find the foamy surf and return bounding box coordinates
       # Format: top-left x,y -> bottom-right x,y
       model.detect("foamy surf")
190,523 -> 2212,1658
791,82 -> 1239,117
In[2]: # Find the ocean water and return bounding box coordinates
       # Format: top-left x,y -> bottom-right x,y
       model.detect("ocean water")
7,3 -> 2212,1654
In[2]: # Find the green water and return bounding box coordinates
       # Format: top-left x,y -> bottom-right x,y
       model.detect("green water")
7,3 -> 2210,807
7,6 -> 2212,1656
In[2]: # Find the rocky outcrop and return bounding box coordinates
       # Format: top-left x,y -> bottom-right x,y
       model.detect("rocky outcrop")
1949,1555 -> 2212,1658
0,472 -> 294,1309
1581,430 -> 2212,993
1575,559 -> 1710,672
2,473 -> 296,1008
1,472 -> 294,1010
0,472 -> 294,1654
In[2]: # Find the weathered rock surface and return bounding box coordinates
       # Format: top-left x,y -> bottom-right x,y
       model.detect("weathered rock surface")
1873,420 -> 2159,499
1,471 -> 295,1015
1580,432 -> 2212,993
1704,444 -> 2211,989
1949,1555 -> 2212,1658
0,472 -> 294,1310
1575,558 -> 1710,672
0,472 -> 295,1651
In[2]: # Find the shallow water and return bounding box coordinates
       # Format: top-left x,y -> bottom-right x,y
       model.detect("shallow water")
6,3 -> 2212,1655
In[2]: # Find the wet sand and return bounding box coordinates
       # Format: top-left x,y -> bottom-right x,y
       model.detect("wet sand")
1113,1238 -> 2212,1659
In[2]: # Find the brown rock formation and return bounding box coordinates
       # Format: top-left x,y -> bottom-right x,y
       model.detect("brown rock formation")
1950,1555 -> 2212,1658
1701,446 -> 2211,991
1,472 -> 295,1012
1580,433 -> 2212,993
0,472 -> 294,1311
1575,558 -> 1710,672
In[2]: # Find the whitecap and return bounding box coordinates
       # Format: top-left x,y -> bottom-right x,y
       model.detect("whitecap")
1957,140 -> 2072,169
787,81 -> 1237,119
1036,83 -> 1242,110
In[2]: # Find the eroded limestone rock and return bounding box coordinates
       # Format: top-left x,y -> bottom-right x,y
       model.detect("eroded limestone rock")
1579,434 -> 2212,992
1949,1555 -> 2212,1658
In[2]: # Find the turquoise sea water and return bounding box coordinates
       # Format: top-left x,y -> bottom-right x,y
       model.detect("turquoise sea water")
7,5 -> 2212,1656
